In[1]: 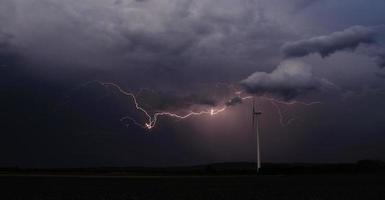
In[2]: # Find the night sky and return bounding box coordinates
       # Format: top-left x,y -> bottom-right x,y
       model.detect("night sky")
1,0 -> 385,168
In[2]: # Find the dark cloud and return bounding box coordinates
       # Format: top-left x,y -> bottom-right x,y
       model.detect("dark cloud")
355,43 -> 385,68
141,92 -> 218,110
2,0 -> 385,167
225,96 -> 243,106
375,72 -> 385,79
281,25 -> 385,68
0,0 -> 292,74
0,31 -> 11,47
0,30 -> 14,52
378,57 -> 385,68
371,47 -> 385,68
290,0 -> 321,12
374,53 -> 385,68
282,25 -> 376,58
0,31 -> 19,68
241,60 -> 333,100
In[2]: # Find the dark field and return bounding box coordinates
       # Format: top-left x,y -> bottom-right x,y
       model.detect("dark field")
1,174 -> 385,200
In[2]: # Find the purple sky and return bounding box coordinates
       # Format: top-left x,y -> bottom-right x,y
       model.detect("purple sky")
1,0 -> 385,167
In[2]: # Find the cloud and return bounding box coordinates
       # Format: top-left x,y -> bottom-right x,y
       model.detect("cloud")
127,89 -> 219,111
0,30 -> 18,67
225,96 -> 243,106
0,30 -> 14,50
375,72 -> 385,79
371,50 -> 385,68
160,93 -> 218,109
365,46 -> 385,68
240,60 -> 332,100
377,55 -> 385,68
0,0 -> 292,72
290,0 -> 321,12
282,25 -> 376,58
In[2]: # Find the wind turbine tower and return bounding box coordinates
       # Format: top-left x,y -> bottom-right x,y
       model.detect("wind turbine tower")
252,97 -> 262,173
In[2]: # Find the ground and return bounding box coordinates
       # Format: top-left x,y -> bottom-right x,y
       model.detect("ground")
1,174 -> 385,199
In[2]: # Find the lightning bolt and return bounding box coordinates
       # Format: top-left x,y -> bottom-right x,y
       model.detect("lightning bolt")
60,81 -> 321,129
100,82 -> 321,128
98,82 -> 227,130
232,91 -> 321,126
262,97 -> 321,126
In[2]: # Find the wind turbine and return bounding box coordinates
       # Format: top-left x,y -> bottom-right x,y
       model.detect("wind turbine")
252,97 -> 262,173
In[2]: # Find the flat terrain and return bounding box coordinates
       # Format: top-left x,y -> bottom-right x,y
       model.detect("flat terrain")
0,174 -> 385,200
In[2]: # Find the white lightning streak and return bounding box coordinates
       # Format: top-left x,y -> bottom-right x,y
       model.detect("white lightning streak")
234,94 -> 321,126
262,97 -> 321,126
99,82 -> 226,129
63,81 -> 321,129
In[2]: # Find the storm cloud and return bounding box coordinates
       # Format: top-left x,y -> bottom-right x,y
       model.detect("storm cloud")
282,25 -> 376,58
0,30 -> 18,67
361,46 -> 385,68
138,91 -> 219,110
0,0 -> 292,71
225,96 -> 243,106
241,60 -> 332,100
2,0 -> 385,167
0,31 -> 11,47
